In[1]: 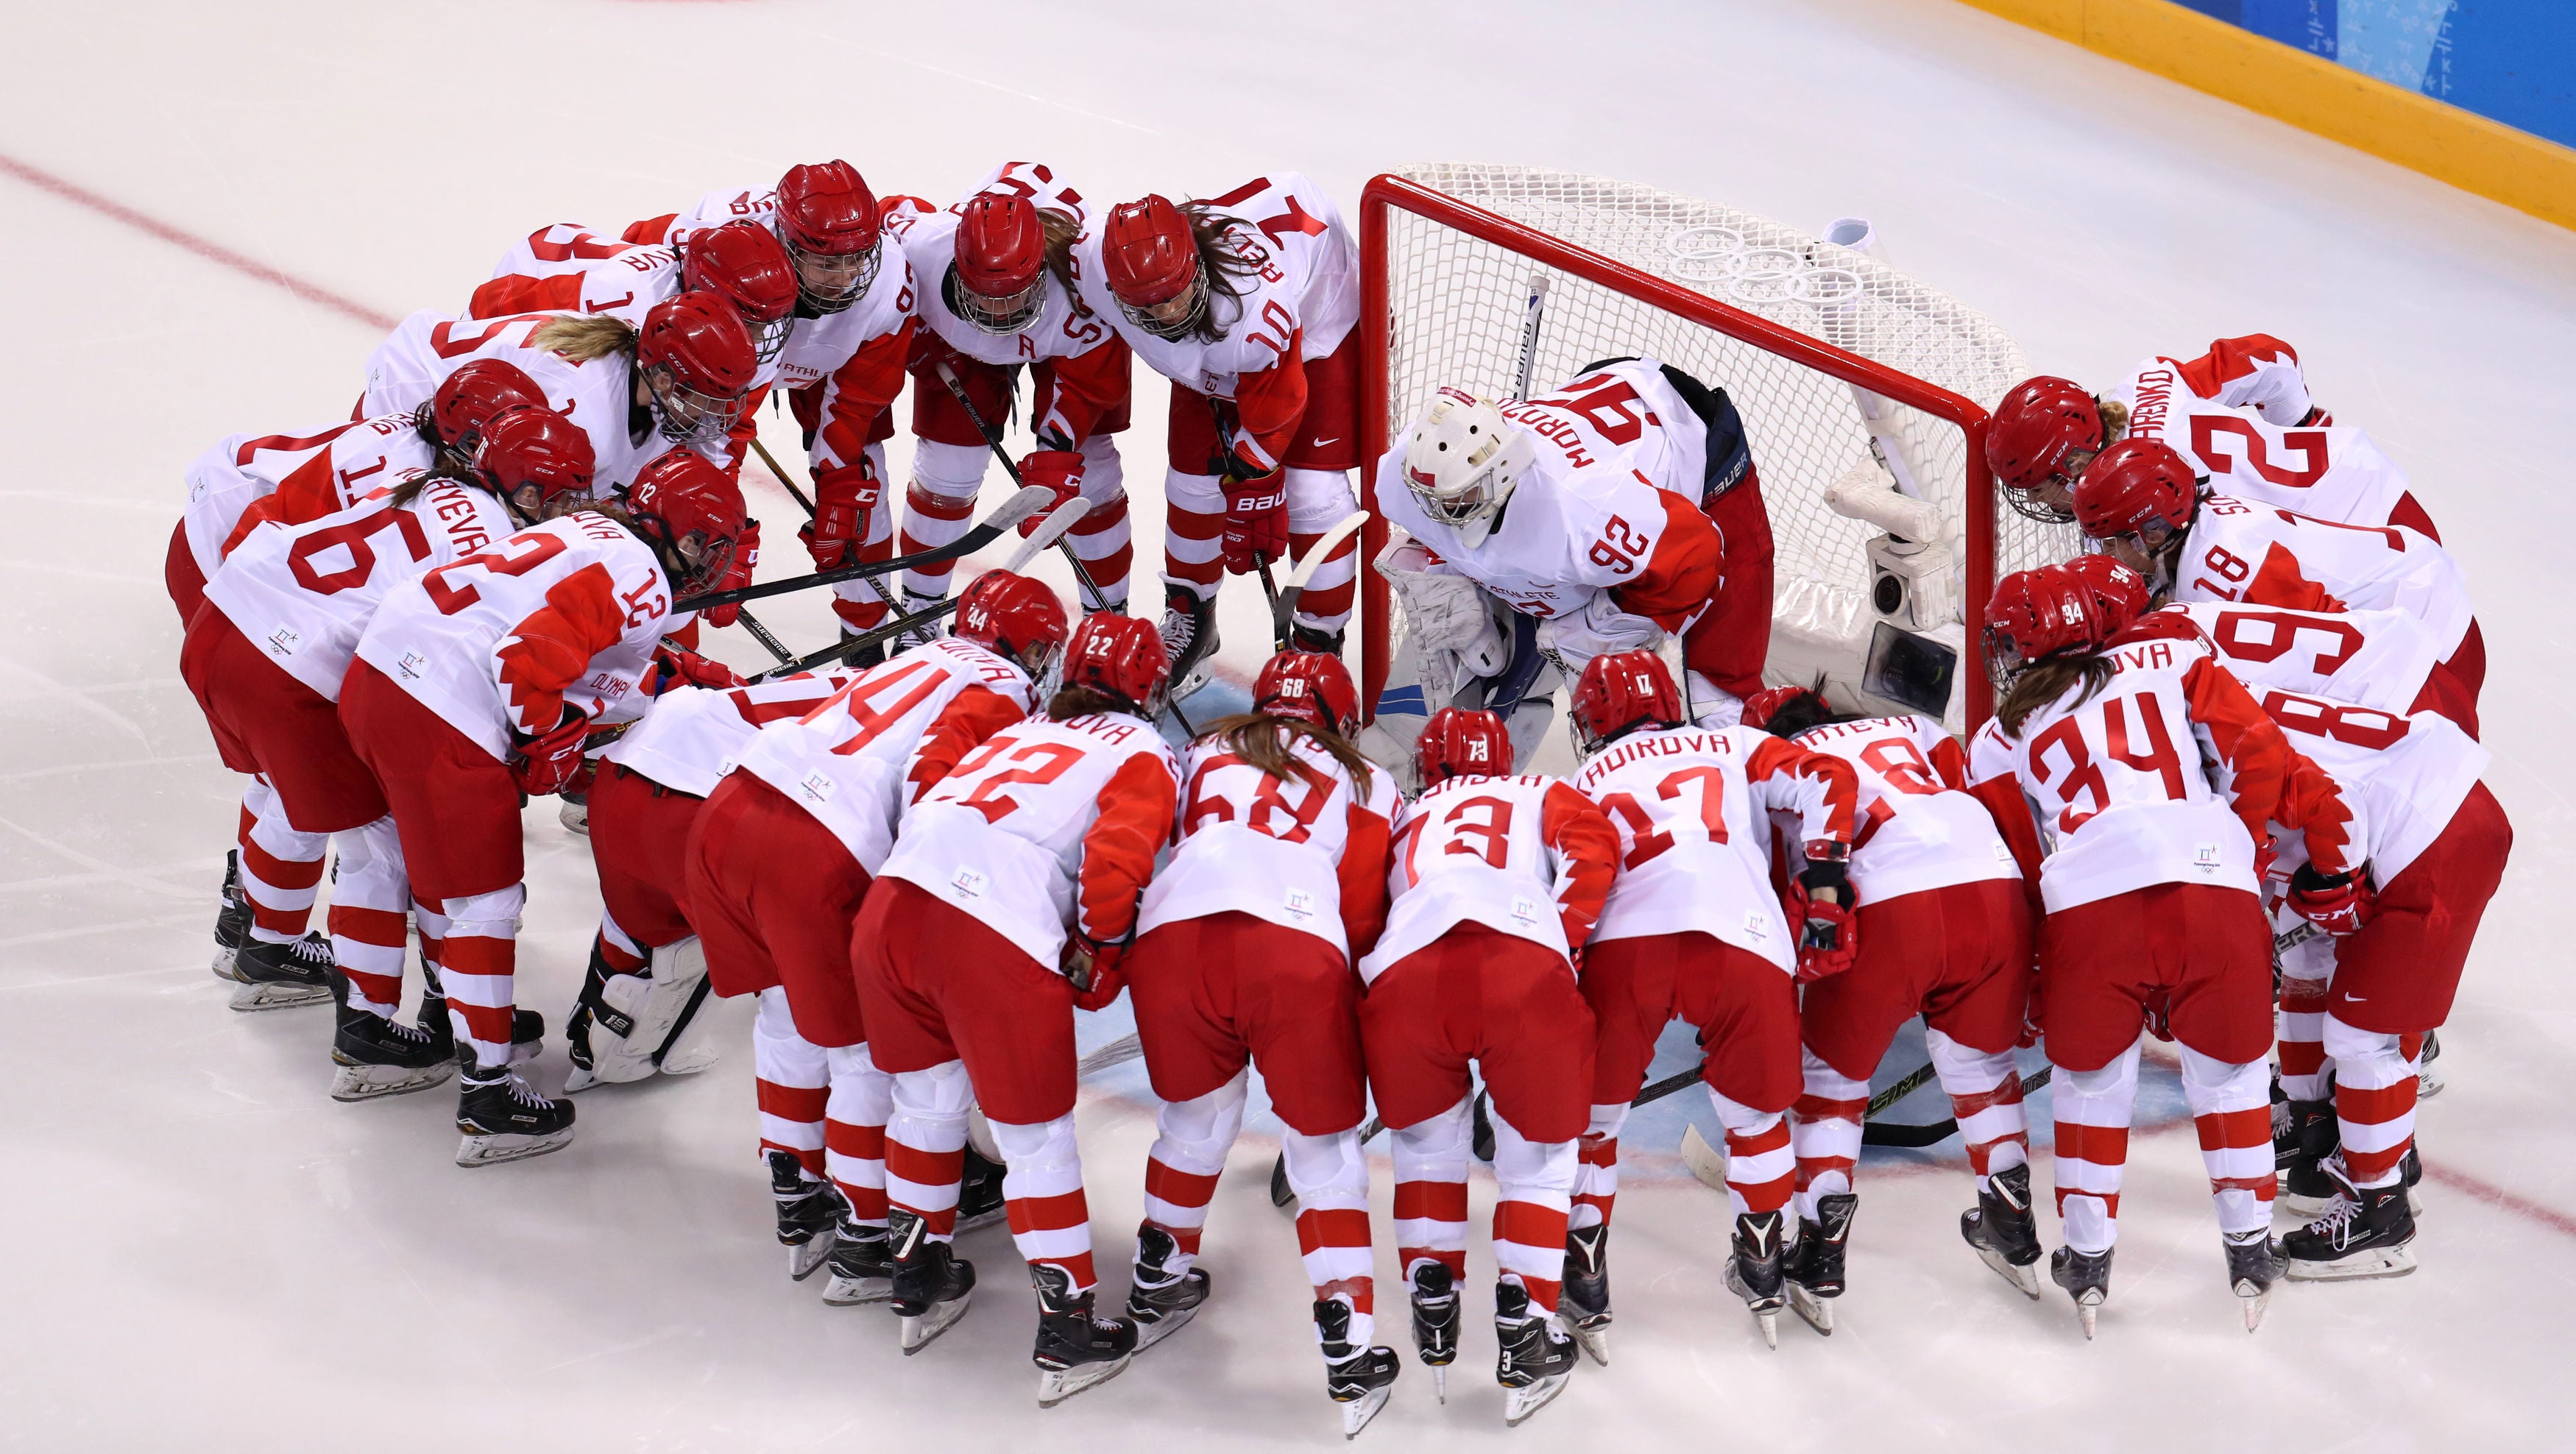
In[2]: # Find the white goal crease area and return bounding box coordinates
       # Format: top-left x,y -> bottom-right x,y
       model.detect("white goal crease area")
1356,163 -> 2081,732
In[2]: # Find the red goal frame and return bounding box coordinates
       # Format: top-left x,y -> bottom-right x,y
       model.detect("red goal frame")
1356,172 -> 2006,729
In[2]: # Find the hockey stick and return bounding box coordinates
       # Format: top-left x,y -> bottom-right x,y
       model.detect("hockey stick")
673,485 -> 1051,613
1677,1063 -> 2059,1191
1270,509 -> 1370,652
1511,274 -> 1551,402
931,359 -> 1108,613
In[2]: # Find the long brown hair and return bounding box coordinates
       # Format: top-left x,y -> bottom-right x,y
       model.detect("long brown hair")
386,459 -> 481,510
531,314 -> 637,364
1995,653 -> 2119,737
1038,206 -> 1084,303
1175,202 -> 1271,343
1201,712 -> 1375,798
1047,684 -> 1133,721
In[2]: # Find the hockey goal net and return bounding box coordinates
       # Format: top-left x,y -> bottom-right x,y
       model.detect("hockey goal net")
1358,164 -> 2078,731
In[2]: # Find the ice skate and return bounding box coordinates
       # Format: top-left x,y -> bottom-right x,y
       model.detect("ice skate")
2284,1155 -> 2418,1281
564,938 -> 710,1092
888,1209 -> 976,1352
1722,1210 -> 1788,1349
2275,1097 -> 2341,1219
769,1149 -> 843,1281
453,1060 -> 575,1167
894,589 -> 949,651
1031,1263 -> 1136,1406
1409,1259 -> 1459,1402
1125,1224 -> 1211,1352
210,850 -> 250,980
2049,1244 -> 2112,1339
328,974 -> 456,1102
1785,1193 -> 1855,1336
228,932 -> 336,1010
1494,1282 -> 1577,1427
1158,584 -> 1219,701
557,791 -> 588,835
1317,1296 -> 1398,1438
956,1147 -> 1008,1233
1960,1163 -> 2044,1297
1558,1224 -> 1612,1365
821,1217 -> 894,1305
2224,1230 -> 2285,1330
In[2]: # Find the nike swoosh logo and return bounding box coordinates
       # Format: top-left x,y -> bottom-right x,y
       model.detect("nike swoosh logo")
1311,436 -> 1340,447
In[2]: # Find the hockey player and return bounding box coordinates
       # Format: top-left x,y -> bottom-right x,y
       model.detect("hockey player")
1565,651 -> 1860,1348
623,159 -> 888,316
1359,707 -> 1616,1425
1739,685 -> 2038,1327
1070,177 -> 1364,690
850,614 -> 1178,1404
687,571 -> 1066,1294
884,163 -> 1136,616
1365,356 -> 1762,775
468,219 -> 798,372
1118,650 -> 1400,1435
1969,564 -> 2361,1334
338,450 -> 745,1166
1985,334 -> 2439,539
183,405 -> 595,1027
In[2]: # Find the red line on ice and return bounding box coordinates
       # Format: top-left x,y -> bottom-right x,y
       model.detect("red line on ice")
0,152 -> 396,330
2422,1163 -> 2576,1240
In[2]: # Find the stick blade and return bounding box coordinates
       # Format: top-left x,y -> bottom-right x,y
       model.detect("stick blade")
1002,495 -> 1093,575
1680,1124 -> 1730,1192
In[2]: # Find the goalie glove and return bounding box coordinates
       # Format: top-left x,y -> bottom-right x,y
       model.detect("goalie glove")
1377,538 -> 1506,705
2288,861 -> 2376,936
1787,855 -> 1858,983
512,710 -> 592,798
1534,592 -> 1663,683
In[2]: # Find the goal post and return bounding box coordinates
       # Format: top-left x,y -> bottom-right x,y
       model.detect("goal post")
1357,165 -> 2075,734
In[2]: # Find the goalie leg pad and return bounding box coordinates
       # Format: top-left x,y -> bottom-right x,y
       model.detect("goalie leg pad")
573,936 -> 711,1090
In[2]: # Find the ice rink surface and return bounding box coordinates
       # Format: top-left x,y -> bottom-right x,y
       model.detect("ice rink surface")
4,0 -> 2573,1446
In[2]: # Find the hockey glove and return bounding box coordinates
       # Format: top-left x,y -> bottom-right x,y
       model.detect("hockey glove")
1064,935 -> 1129,1011
650,645 -> 745,695
1788,856 -> 1858,983
1015,450 -> 1086,537
1220,471 -> 1290,575
2288,861 -> 2377,936
701,519 -> 759,628
800,465 -> 880,570
512,710 -> 592,798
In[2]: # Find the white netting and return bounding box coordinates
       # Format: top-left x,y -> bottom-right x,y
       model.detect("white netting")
1375,163 -> 2078,725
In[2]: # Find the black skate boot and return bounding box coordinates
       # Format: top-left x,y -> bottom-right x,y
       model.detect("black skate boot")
230,932 -> 336,1011
1785,1193 -> 1856,1336
211,850 -> 250,981
888,1207 -> 975,1352
2285,1155 -> 2418,1281
1291,623 -> 1345,657
329,971 -> 456,1102
1409,1259 -> 1460,1403
1030,1263 -> 1136,1407
2277,1097 -> 2341,1219
2049,1244 -> 2113,1339
821,1215 -> 894,1306
1494,1281 -> 1578,1427
839,625 -> 886,673
453,1059 -> 575,1168
1960,1162 -> 2044,1298
2225,1230 -> 2286,1330
1317,1295 -> 1399,1437
1721,1210 -> 1788,1349
894,589 -> 949,652
769,1149 -> 843,1281
2402,1141 -> 2424,1215
958,1146 -> 1008,1233
1158,584 -> 1219,701
1558,1224 -> 1612,1366
1125,1224 -> 1211,1352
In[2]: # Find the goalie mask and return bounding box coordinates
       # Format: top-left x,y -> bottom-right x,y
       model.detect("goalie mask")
1401,389 -> 1537,549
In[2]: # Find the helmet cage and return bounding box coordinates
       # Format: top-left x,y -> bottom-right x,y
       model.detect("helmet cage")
643,363 -> 746,447
949,263 -> 1046,336
782,228 -> 880,315
1117,266 -> 1209,342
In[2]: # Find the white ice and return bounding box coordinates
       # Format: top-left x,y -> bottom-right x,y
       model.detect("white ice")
3,0 -> 2572,1446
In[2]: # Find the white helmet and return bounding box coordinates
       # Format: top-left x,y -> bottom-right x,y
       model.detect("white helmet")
1401,387 -> 1538,547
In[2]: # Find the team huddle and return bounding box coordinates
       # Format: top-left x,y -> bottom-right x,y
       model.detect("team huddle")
162,149 -> 2503,1432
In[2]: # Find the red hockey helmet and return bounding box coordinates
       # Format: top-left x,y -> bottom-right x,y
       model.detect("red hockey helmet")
429,358 -> 545,458
1252,650 -> 1359,735
1738,684 -> 1827,732
476,405 -> 595,522
774,160 -> 883,313
2062,551 -> 2152,636
1569,650 -> 1685,756
627,448 -> 746,595
637,291 -> 758,445
1981,567 -> 2104,688
682,220 -> 798,362
1985,376 -> 2106,524
1100,194 -> 1206,339
953,569 -> 1070,676
2073,436 -> 2198,548
1415,707 -> 1512,787
1058,612 -> 1171,717
953,191 -> 1048,336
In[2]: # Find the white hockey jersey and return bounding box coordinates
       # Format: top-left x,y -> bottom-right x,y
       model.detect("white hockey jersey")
180,412 -> 438,582
2170,495 -> 2471,657
1135,729 -> 1399,957
2157,600 -> 2441,717
595,670 -> 859,799
1358,772 -> 1617,981
204,478 -> 517,702
2113,350 -> 2412,528
732,638 -> 1035,873
2251,688 -> 2487,884
469,224 -> 681,330
358,309 -> 682,494
353,511 -> 672,758
1780,715 -> 2022,905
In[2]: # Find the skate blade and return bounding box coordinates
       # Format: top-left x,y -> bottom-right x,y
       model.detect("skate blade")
2234,1282 -> 2273,1332
1723,1263 -> 1783,1348
2286,1245 -> 2417,1282
2275,1192 -> 2335,1221
1752,1308 -> 1779,1349
1172,664 -> 1214,702
1037,1350 -> 1131,1408
1130,1303 -> 1197,1352
1431,1366 -> 1446,1404
822,1273 -> 893,1306
1788,1282 -> 1836,1336
787,1230 -> 838,1282
1566,1319 -> 1610,1367
900,1291 -> 972,1354
1340,1381 -> 1394,1438
228,981 -> 330,1012
453,1126 -> 574,1168
2073,1291 -> 2102,1341
955,1205 -> 1009,1236
1501,1372 -> 1567,1428
1975,1246 -> 2044,1299
211,947 -> 243,982
659,1045 -> 718,1076
329,1059 -> 456,1103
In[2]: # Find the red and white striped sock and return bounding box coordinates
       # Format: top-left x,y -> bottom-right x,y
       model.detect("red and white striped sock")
2052,1040 -> 2142,1253
2324,1016 -> 2420,1189
1285,1127 -> 1376,1351
898,476 -> 980,602
237,778 -> 326,943
1284,467 -> 1359,634
1570,1102 -> 1628,1232
1069,494 -> 1134,610
1389,1099 -> 1473,1282
1928,1028 -> 2031,1193
885,1060 -> 973,1242
1139,1075 -> 1247,1274
1790,1049 -> 1867,1221
435,884 -> 523,1069
1488,1109 -> 1577,1311
751,988 -> 827,1177
326,815 -> 409,1018
991,1113 -> 1097,1294
2179,1045 -> 2276,1237
2277,974 -> 2332,1102
825,1042 -> 892,1227
1712,1089 -> 1795,1216
1161,469 -> 1225,600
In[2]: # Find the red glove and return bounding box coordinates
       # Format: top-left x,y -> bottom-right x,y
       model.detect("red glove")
701,519 -> 759,628
1064,936 -> 1129,1010
1220,471 -> 1289,575
1016,450 -> 1086,537
2290,862 -> 2377,935
512,712 -> 592,798
1788,860 -> 1858,982
800,466 -> 880,570
651,645 -> 746,694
